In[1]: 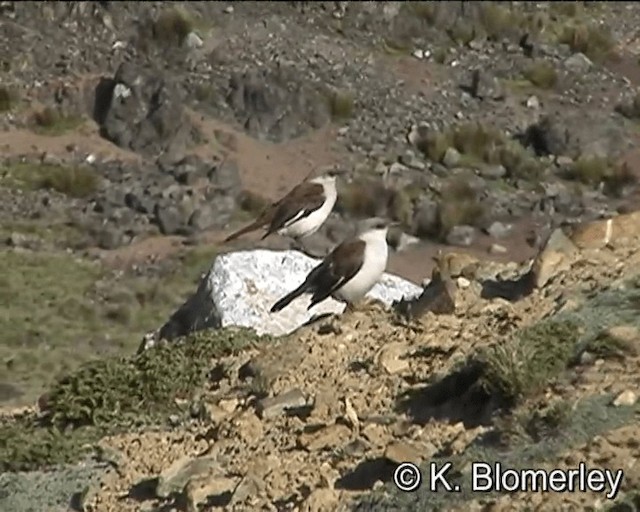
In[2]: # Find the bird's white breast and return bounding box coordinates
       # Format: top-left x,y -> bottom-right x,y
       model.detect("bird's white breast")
333,231 -> 388,303
279,184 -> 337,238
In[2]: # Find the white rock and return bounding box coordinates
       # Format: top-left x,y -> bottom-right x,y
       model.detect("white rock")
185,32 -> 203,49
113,83 -> 131,100
207,249 -> 423,337
526,95 -> 540,109
412,49 -> 424,60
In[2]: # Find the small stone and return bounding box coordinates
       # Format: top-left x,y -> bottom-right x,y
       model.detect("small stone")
298,423 -> 351,451
218,398 -> 239,414
485,221 -> 513,239
303,488 -> 339,512
457,277 -> 471,289
376,343 -> 410,375
479,164 -> 507,179
442,147 -> 461,168
399,152 -> 425,170
564,52 -> 592,74
612,390 -> 637,407
154,204 -> 183,235
412,49 -> 424,60
257,388 -> 307,419
446,225 -> 476,247
343,397 -> 360,431
526,95 -> 540,109
185,32 -> 203,49
185,474 -> 238,512
223,5 -> 233,13
531,228 -> 579,288
601,325 -> 640,352
384,441 -> 421,465
555,155 -> 574,167
489,243 -> 507,255
156,456 -> 219,498
362,423 -> 388,447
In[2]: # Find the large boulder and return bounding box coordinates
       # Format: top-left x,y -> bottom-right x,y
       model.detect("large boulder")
145,249 -> 423,347
94,62 -> 201,157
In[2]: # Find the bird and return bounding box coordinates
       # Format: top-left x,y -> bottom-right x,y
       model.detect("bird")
270,217 -> 395,314
224,169 -> 343,244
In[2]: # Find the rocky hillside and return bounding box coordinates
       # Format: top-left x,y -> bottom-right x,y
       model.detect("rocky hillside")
1,1 -> 640,511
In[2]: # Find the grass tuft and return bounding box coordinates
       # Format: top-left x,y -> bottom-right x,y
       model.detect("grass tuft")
336,178 -> 391,218
326,89 -> 355,121
557,21 -> 615,62
1,162 -> 99,198
417,122 -> 543,181
436,177 -> 485,238
481,319 -> 581,404
31,107 -> 84,136
478,3 -> 514,41
523,60 -> 558,89
0,86 -> 13,112
153,6 -> 195,46
566,155 -> 613,186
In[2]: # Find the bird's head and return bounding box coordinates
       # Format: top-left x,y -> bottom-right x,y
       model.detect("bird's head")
310,167 -> 347,187
357,217 -> 398,238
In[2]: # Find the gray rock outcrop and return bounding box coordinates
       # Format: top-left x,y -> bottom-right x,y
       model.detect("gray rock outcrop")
145,249 -> 423,348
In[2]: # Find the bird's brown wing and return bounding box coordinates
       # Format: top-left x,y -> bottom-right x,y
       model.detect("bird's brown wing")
307,239 -> 366,306
263,182 -> 326,238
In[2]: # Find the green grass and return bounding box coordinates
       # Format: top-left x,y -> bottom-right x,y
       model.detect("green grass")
556,20 -> 615,63
153,6 -> 195,45
523,59 -> 558,89
0,326 -> 270,472
0,244 -> 222,407
436,177 -> 486,239
0,219 -> 88,250
326,89 -> 355,121
416,122 -> 543,181
0,86 -> 13,112
31,107 -> 85,136
481,319 -> 581,403
1,162 -> 99,198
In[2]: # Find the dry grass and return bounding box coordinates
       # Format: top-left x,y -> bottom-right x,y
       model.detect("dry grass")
326,89 -> 355,121
482,319 -> 580,404
436,177 -> 486,238
523,60 -> 558,89
337,178 -> 392,218
1,162 -> 99,199
417,122 -> 543,181
478,3 -> 515,41
0,86 -> 13,112
567,155 -> 611,186
549,1 -> 584,18
153,6 -> 195,46
31,107 -> 84,136
557,21 -> 615,62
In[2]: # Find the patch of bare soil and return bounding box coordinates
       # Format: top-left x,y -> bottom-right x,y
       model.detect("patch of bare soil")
188,113 -> 346,201
0,127 -> 142,164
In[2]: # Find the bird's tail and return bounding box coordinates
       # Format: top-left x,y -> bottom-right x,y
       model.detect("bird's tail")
270,283 -> 308,313
224,221 -> 263,243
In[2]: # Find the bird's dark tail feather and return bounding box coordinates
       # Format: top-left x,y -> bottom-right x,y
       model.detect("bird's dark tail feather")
270,283 -> 307,313
224,221 -> 262,243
